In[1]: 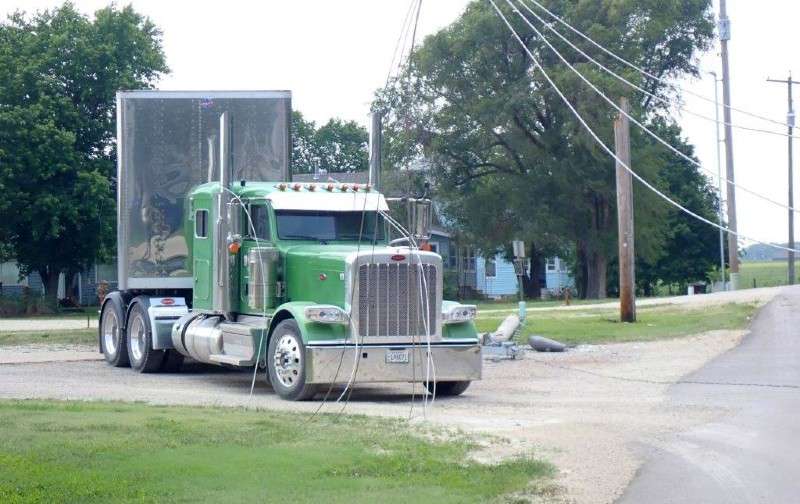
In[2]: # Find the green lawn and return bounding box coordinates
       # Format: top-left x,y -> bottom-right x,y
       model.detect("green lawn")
0,328 -> 96,346
739,260 -> 799,289
0,400 -> 550,504
475,302 -> 757,346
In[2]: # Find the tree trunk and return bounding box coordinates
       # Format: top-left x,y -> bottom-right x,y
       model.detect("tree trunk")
522,243 -> 543,300
585,250 -> 608,299
38,268 -> 61,307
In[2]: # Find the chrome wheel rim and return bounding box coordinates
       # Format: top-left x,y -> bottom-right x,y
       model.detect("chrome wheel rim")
102,309 -> 119,355
129,314 -> 146,362
273,334 -> 302,388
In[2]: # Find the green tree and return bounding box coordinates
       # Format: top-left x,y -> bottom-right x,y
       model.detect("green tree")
291,111 -> 368,175
0,3 -> 168,303
376,0 -> 715,298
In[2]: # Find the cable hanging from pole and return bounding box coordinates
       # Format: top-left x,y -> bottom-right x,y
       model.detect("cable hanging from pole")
521,0 -> 796,131
487,0 -> 800,255
505,0 -> 800,216
515,0 -> 800,141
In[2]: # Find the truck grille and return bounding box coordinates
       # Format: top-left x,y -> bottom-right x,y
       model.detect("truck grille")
357,262 -> 437,337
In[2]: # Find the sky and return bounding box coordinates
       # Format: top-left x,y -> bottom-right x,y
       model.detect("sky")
0,0 -> 798,246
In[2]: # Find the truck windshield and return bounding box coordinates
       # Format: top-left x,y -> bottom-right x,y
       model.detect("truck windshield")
276,211 -> 385,242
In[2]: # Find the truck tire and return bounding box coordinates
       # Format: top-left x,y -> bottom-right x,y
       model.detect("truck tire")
100,298 -> 129,367
126,300 -> 166,373
267,319 -> 317,401
426,381 -> 471,397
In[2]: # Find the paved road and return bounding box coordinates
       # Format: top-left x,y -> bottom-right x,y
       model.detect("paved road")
618,286 -> 800,504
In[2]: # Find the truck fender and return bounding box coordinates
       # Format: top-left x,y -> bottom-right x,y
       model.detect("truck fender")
268,302 -> 348,345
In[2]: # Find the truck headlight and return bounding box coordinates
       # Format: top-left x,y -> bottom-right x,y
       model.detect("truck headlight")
305,305 -> 350,325
442,304 -> 477,324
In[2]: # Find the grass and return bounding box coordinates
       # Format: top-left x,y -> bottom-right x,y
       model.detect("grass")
739,260 -> 799,289
0,400 -> 551,504
0,328 -> 96,346
475,302 -> 758,346
470,298 -> 606,313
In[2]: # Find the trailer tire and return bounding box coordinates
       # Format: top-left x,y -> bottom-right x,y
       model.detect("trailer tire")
126,301 -> 165,373
160,350 -> 184,373
100,298 -> 129,367
267,319 -> 317,401
426,380 -> 471,397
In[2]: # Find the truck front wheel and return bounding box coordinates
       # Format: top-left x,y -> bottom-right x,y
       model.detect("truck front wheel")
126,301 -> 166,373
426,381 -> 471,397
267,319 -> 317,401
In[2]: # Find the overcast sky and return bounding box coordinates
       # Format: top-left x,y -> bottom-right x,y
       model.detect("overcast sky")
1,0 -> 798,246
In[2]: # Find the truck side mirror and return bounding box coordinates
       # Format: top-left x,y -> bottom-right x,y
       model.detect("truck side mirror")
409,199 -> 432,241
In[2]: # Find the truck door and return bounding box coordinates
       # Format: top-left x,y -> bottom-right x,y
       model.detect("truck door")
240,202 -> 276,314
191,199 -> 213,310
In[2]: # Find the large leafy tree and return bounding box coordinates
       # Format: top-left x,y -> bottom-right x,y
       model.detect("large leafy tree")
291,111 -> 368,175
377,0 -> 715,298
0,3 -> 168,303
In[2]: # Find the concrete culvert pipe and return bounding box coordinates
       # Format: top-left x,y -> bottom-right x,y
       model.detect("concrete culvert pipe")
491,315 -> 520,343
529,335 -> 566,352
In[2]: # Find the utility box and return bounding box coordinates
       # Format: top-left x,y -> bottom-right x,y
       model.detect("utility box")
116,91 -> 292,290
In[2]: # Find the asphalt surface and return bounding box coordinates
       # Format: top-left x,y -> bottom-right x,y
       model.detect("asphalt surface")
618,287 -> 800,504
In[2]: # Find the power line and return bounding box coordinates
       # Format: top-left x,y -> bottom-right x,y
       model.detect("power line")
487,0 -> 800,255
385,0 -> 418,87
505,0 -> 800,216
522,0 -> 795,131
516,0 -> 800,141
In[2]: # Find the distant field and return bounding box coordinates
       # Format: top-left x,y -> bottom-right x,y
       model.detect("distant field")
475,302 -> 758,346
0,400 -> 551,503
739,260 -> 799,289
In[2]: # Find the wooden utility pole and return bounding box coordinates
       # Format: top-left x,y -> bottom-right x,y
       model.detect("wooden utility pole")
614,97 -> 636,322
767,74 -> 799,285
719,0 -> 740,288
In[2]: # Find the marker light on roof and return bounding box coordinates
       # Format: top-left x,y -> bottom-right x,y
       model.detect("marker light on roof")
306,184 -> 316,191
277,183 -> 287,191
340,185 -> 349,192
325,184 -> 335,192
292,183 -> 302,191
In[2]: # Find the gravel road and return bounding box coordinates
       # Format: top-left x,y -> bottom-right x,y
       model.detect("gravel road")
0,330 -> 754,503
0,286 -> 790,503
0,318 -> 97,331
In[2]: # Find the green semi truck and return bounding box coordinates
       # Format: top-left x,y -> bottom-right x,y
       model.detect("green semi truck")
99,90 -> 481,400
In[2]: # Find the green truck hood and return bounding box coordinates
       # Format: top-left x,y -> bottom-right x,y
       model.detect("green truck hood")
283,244 -> 369,307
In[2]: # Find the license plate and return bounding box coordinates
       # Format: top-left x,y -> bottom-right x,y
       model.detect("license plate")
385,350 -> 409,364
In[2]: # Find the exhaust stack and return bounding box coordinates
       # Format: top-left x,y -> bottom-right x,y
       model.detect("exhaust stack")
213,112 -> 233,317
368,111 -> 382,191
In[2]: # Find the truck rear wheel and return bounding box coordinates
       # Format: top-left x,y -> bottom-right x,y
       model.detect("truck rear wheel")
426,381 -> 471,397
100,299 -> 129,367
267,319 -> 317,401
126,301 -> 165,373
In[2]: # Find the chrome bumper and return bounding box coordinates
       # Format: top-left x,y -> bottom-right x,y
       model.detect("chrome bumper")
304,342 -> 482,384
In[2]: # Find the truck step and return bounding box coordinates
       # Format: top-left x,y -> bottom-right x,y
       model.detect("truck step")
208,353 -> 255,366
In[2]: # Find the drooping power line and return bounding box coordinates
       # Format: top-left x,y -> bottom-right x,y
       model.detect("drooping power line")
522,0 -> 796,131
506,0 -> 800,216
487,0 -> 800,255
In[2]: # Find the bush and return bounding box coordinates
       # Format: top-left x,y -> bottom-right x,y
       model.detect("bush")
0,289 -> 57,316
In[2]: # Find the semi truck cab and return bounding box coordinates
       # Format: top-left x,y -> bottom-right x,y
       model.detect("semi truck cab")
99,90 -> 481,401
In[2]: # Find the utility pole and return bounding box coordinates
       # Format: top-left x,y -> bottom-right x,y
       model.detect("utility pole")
766,73 -> 798,285
719,0 -> 740,289
614,97 -> 635,323
710,71 -> 727,290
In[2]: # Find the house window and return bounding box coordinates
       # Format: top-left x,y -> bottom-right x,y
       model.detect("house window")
195,210 -> 208,238
546,258 -> 557,272
428,241 -> 439,254
485,258 -> 496,278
